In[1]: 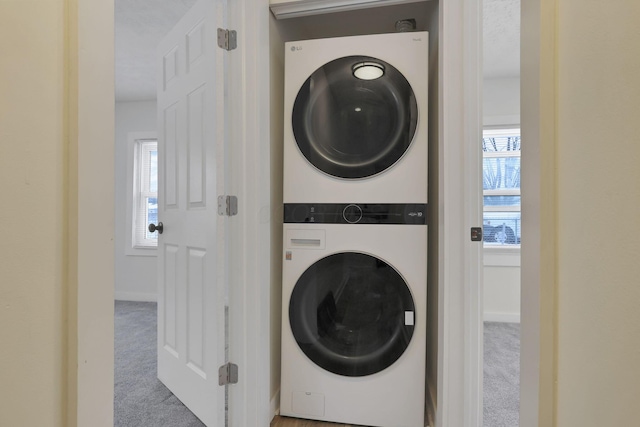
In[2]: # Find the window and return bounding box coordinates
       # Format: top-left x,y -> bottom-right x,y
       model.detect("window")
482,128 -> 521,246
132,138 -> 158,249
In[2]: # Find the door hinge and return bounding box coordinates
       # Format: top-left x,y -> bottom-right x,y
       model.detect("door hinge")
217,28 -> 237,51
218,195 -> 238,216
471,227 -> 483,242
218,362 -> 238,386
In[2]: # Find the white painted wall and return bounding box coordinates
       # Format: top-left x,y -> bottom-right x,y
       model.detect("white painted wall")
484,76 -> 520,126
114,100 -> 158,301
483,76 -> 521,322
484,250 -> 520,322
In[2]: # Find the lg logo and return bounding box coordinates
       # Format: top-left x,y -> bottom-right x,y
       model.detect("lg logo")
290,46 -> 302,52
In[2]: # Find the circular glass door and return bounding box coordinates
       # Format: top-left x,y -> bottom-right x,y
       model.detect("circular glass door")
292,56 -> 418,179
289,252 -> 415,377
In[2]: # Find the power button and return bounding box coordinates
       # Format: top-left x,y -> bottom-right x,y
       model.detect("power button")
343,204 -> 363,224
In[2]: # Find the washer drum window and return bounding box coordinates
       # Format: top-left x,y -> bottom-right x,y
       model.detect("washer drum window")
292,56 -> 418,179
289,252 -> 416,377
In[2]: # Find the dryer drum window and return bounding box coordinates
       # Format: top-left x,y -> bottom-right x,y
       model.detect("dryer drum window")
292,56 -> 418,179
289,252 -> 416,377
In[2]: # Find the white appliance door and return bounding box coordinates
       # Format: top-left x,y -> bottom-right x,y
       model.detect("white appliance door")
289,251 -> 416,377
155,0 -> 228,425
291,55 -> 418,179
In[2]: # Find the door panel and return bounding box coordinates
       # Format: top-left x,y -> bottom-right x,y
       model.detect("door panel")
188,86 -> 207,207
164,104 -> 179,208
163,244 -> 179,355
186,246 -> 206,375
156,0 -> 227,425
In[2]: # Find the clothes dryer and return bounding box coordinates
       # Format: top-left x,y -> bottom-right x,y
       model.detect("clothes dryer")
283,32 -> 428,204
280,203 -> 427,427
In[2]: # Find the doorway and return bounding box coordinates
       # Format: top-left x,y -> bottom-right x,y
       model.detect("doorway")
75,0 -> 552,425
113,0 -> 200,424
113,1 -> 273,425
482,0 -> 522,425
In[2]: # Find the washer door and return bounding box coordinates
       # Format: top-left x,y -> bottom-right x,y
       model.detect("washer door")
292,56 -> 418,179
289,252 -> 415,377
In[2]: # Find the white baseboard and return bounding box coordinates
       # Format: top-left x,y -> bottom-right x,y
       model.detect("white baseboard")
114,291 -> 157,302
270,389 -> 280,419
484,312 -> 520,323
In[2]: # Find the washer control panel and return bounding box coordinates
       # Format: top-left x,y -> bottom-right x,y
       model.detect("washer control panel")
284,203 -> 427,225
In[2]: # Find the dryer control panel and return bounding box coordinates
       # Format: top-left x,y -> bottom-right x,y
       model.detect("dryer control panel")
284,203 -> 427,225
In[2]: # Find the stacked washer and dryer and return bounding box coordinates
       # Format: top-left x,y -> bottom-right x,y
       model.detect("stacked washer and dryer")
280,31 -> 429,427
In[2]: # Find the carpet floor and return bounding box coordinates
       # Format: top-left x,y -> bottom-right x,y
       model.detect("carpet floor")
114,301 -> 205,427
115,301 -> 520,427
483,322 -> 520,427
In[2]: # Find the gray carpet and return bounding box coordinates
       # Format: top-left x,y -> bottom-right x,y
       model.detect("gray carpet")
115,302 -> 520,427
483,322 -> 520,427
114,300 -> 205,427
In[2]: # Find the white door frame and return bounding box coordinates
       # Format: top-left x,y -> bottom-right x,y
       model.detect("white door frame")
437,0 -> 559,425
74,0 -> 553,426
73,0 -> 272,425
519,0 -> 557,425
436,0 -> 484,425
226,0 -> 273,425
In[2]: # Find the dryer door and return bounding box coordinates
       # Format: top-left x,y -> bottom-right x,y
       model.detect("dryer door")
289,252 -> 415,377
292,56 -> 418,179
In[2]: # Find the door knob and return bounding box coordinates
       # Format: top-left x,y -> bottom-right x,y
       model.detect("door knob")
148,222 -> 164,234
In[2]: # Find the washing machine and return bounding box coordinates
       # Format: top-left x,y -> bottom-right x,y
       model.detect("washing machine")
280,203 -> 427,427
283,31 -> 428,204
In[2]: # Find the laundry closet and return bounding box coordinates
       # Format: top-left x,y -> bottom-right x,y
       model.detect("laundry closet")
267,1 -> 442,425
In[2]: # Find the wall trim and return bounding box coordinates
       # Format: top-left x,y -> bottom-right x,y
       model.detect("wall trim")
226,1 -> 273,426
270,0 -> 426,19
114,292 -> 157,303
76,0 -> 115,424
484,312 -> 521,323
436,0 -> 483,425
520,0 -> 557,424
270,389 -> 280,418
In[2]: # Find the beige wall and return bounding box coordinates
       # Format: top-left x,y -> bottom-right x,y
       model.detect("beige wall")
555,0 -> 640,424
0,0 -> 68,425
0,0 -> 114,426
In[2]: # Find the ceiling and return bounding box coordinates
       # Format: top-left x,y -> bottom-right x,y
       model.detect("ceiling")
115,0 -> 196,102
115,0 -> 520,102
483,0 -> 521,79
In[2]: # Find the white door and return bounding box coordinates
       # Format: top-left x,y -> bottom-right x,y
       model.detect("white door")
155,0 -> 228,425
